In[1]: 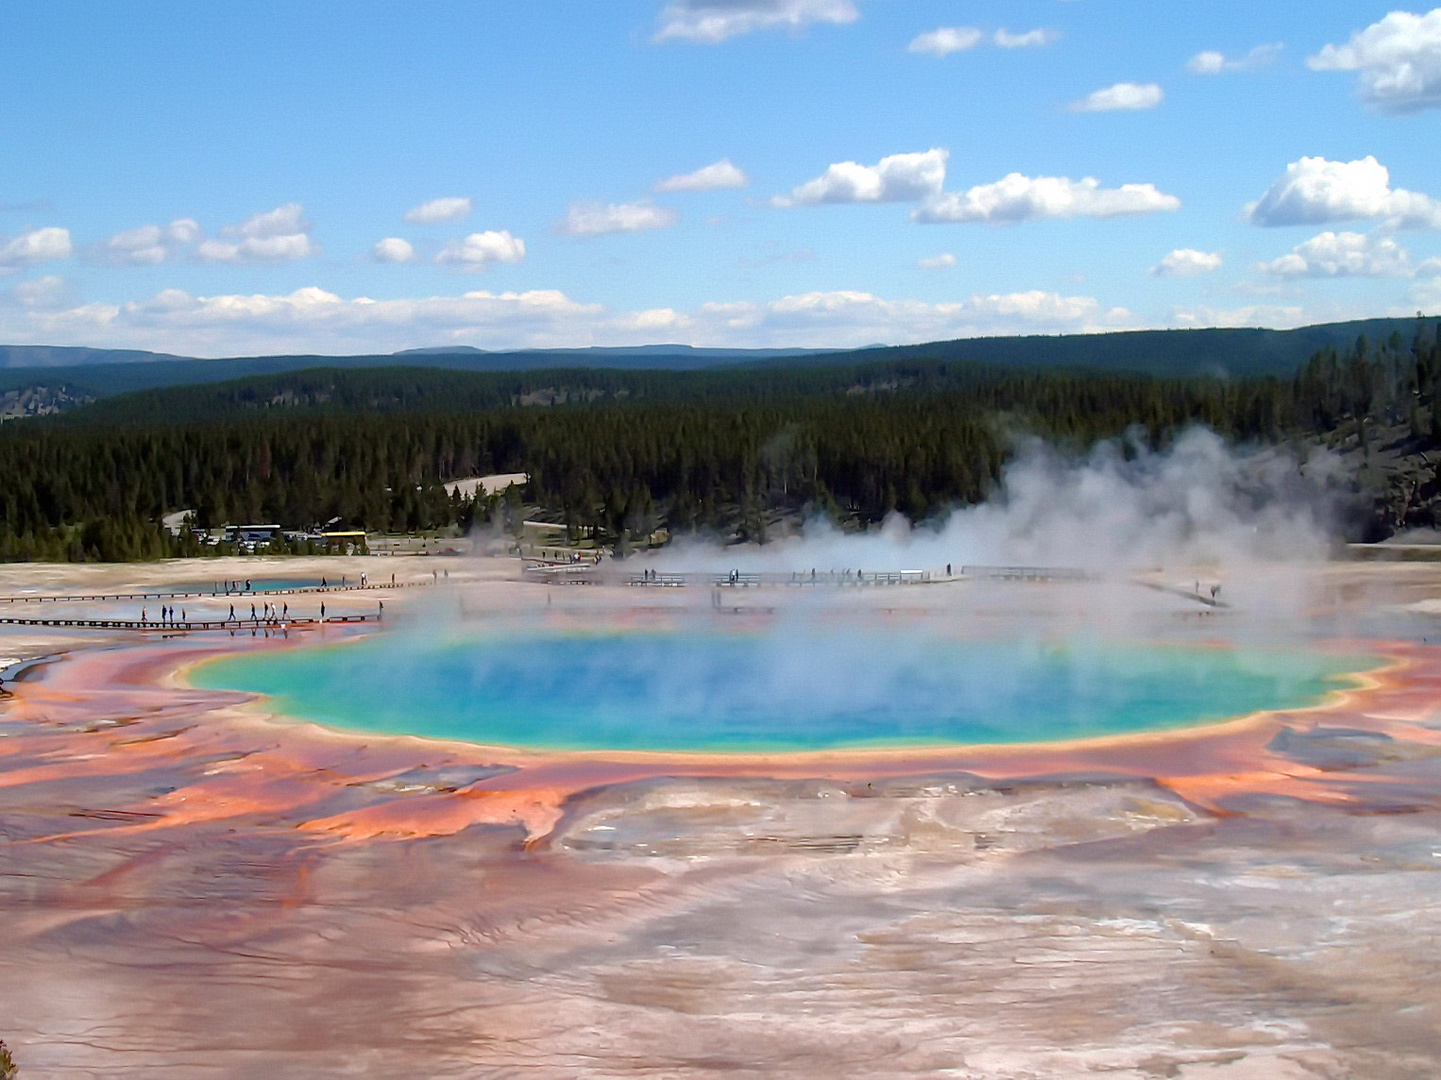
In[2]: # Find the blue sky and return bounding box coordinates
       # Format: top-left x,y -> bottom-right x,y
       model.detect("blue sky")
1,0 -> 1439,355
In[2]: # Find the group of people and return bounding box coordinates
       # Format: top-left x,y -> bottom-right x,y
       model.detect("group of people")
132,570 -> 415,628
136,599 -> 382,626
223,601 -> 290,624
139,605 -> 186,625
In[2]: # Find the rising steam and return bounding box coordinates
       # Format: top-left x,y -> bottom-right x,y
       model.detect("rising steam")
653,427 -> 1345,574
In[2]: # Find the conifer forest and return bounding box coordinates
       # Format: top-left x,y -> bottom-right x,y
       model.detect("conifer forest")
1,324 -> 1437,561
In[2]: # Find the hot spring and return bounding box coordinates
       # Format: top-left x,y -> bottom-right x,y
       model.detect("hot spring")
190,622 -> 1376,753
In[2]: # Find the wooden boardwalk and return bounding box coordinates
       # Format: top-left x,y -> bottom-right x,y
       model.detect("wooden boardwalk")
0,580 -> 429,606
0,614 -> 379,632
522,565 -> 1089,587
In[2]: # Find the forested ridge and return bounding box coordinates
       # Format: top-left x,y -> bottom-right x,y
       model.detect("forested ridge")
1,324 -> 1437,561
0,314 -> 1428,401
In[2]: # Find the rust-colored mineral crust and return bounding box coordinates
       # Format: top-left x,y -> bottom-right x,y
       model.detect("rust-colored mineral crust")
0,562 -> 1439,1078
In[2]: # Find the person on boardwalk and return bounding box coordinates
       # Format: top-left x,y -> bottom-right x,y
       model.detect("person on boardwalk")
282,602 -> 288,620
228,603 -> 235,621
320,602 -> 326,620
250,603 -> 257,621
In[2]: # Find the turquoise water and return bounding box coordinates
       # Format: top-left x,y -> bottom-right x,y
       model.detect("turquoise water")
166,578 -> 326,594
190,628 -> 1376,753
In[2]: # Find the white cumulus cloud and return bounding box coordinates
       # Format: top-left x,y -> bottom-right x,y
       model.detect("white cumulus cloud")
1408,274 -> 1441,313
437,230 -> 526,268
692,288 -> 1129,345
914,173 -> 1181,224
1070,82 -> 1164,112
655,0 -> 858,44
1259,230 -> 1415,277
994,28 -> 1057,49
404,197 -> 473,224
917,253 -> 957,270
372,238 -> 416,264
168,218 -> 202,245
1187,43 -> 1282,74
8,275 -> 68,308
1308,9 -> 1441,112
907,27 -> 983,56
1172,304 -> 1312,329
1150,249 -> 1223,277
0,227 -> 73,270
558,201 -> 680,237
0,283 -> 1133,355
1245,156 -> 1441,228
774,148 -> 948,206
655,159 -> 749,192
104,219 -> 202,265
1188,51 -> 1226,75
198,234 -> 315,263
197,203 -> 317,263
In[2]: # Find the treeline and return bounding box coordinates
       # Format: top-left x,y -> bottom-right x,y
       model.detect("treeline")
1293,326 -> 1441,436
1,325 -> 1437,561
38,358 -> 1193,425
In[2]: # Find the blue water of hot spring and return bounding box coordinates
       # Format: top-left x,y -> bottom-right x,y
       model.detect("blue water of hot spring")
189,624 -> 1378,753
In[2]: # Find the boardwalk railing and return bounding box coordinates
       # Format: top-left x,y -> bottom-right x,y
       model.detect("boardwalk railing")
0,580 -> 430,606
960,565 -> 1089,582
0,614 -> 379,632
522,564 -> 1089,587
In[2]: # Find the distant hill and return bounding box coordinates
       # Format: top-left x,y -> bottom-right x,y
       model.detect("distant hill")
778,320 -> 1429,379
393,343 -> 830,360
38,360 -> 1023,427
0,316 -> 1430,405
0,345 -> 184,368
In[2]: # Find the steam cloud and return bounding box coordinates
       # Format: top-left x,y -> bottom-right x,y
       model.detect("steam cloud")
652,427 -> 1344,574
